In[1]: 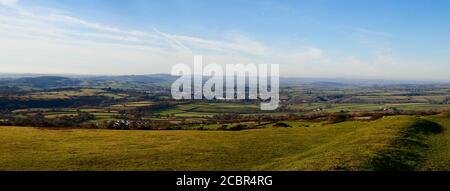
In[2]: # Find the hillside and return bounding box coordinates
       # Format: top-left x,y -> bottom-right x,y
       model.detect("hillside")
0,114 -> 448,171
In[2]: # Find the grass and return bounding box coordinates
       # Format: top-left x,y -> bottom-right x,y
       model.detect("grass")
11,88 -> 129,100
0,115 -> 448,171
420,113 -> 450,170
13,89 -> 106,100
287,103 -> 450,113
155,103 -> 259,116
111,101 -> 155,108
367,119 -> 444,171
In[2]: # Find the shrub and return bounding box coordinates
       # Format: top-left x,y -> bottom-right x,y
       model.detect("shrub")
371,113 -> 384,120
217,125 -> 228,130
228,124 -> 247,131
327,113 -> 350,124
273,122 -> 291,128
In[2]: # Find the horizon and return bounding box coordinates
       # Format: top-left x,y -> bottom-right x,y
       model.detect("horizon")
1,71 -> 450,84
1,0 -> 450,80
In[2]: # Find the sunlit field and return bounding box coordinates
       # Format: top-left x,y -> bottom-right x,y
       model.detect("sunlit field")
1,114 -> 448,171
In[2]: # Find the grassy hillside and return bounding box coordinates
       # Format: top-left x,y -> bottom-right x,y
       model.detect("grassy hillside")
0,115 -> 448,171
420,113 -> 450,170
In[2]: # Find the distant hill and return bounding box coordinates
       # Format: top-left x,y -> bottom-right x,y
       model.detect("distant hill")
87,74 -> 177,84
0,74 -> 178,90
310,81 -> 352,88
1,73 -> 449,90
2,76 -> 82,89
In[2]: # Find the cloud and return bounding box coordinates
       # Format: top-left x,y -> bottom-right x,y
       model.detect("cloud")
159,31 -> 267,57
0,0 -> 18,7
0,3 -> 280,75
288,47 -> 322,63
0,3 -> 272,56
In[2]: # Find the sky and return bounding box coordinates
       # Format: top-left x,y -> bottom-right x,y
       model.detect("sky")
0,0 -> 449,80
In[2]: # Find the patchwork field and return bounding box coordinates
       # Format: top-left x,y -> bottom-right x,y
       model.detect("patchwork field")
1,114 -> 448,171
1,77 -> 449,171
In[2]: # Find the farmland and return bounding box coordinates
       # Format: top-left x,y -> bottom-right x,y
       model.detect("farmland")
0,75 -> 449,170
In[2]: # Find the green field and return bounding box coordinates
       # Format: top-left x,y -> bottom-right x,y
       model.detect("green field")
1,114 -> 449,171
287,103 -> 450,113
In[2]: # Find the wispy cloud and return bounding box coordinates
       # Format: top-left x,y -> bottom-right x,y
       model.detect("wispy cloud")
8,3 -> 270,56
353,27 -> 392,38
0,0 -> 18,7
0,2 -> 321,75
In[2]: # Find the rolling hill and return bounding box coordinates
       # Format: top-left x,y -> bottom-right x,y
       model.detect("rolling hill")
0,114 -> 448,171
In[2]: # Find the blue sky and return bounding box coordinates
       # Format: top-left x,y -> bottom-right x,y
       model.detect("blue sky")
1,0 -> 449,80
